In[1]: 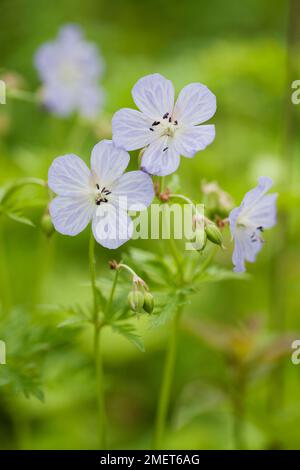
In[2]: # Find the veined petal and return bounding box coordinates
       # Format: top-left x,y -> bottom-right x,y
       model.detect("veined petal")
141,138 -> 180,176
49,195 -> 94,236
111,170 -> 154,210
173,124 -> 215,157
112,108 -> 154,151
90,140 -> 130,187
48,154 -> 91,196
246,193 -> 277,229
92,204 -> 133,249
173,83 -> 216,125
229,207 -> 241,234
232,228 -> 262,272
240,176 -> 274,212
132,73 -> 175,119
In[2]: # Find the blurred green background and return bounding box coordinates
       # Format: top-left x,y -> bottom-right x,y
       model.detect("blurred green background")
0,0 -> 300,450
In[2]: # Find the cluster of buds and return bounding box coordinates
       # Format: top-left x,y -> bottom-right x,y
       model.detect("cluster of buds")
109,260 -> 154,314
193,214 -> 224,251
128,276 -> 154,314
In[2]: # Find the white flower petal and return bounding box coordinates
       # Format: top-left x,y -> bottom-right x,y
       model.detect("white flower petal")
92,204 -> 133,249
111,170 -> 154,210
173,124 -> 215,157
49,195 -> 94,236
173,83 -> 216,125
247,193 -> 278,229
240,176 -> 274,211
141,138 -> 180,176
112,108 -> 154,151
48,154 -> 91,196
232,228 -> 262,272
90,140 -> 130,187
132,73 -> 175,119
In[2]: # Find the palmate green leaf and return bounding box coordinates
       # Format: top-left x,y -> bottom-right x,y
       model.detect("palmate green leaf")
150,291 -> 189,328
0,306 -> 78,402
111,321 -> 145,352
55,303 -> 92,328
0,365 -> 45,402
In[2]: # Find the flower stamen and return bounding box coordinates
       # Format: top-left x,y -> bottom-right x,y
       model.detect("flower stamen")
95,184 -> 111,205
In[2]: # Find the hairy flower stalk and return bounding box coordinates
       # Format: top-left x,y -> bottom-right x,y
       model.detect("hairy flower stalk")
89,231 -> 107,449
110,261 -> 153,314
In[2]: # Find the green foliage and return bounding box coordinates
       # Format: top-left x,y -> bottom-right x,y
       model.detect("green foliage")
111,321 -> 145,352
0,307 -> 78,402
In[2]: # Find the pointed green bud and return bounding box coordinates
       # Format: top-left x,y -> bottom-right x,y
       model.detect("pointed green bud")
128,290 -> 144,313
143,292 -> 154,314
205,222 -> 223,246
40,213 -> 54,238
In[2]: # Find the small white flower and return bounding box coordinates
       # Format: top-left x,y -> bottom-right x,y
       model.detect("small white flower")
229,176 -> 277,272
48,140 -> 154,249
35,24 -> 105,119
112,73 -> 216,176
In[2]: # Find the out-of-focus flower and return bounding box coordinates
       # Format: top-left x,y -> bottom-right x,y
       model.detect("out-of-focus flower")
229,176 -> 277,272
35,24 -> 105,119
48,140 -> 154,248
0,71 -> 26,90
201,180 -> 234,215
112,73 -> 216,176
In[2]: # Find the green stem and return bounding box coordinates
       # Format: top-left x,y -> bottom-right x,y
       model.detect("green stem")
105,269 -> 119,319
94,324 -> 106,449
33,233 -> 54,308
7,88 -> 37,104
89,230 -> 106,449
0,178 -> 46,205
89,232 -> 98,322
168,235 -> 184,281
169,193 -> 197,214
232,375 -> 246,450
0,220 -> 11,315
153,303 -> 183,449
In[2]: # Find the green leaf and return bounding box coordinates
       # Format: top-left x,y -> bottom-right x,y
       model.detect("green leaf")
196,266 -> 250,284
6,210 -> 35,227
111,322 -> 145,352
150,292 -> 189,328
57,317 -> 85,328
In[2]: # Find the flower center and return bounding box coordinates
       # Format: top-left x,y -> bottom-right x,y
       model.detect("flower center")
95,184 -> 111,205
237,216 -> 264,243
59,63 -> 82,84
148,112 -> 178,139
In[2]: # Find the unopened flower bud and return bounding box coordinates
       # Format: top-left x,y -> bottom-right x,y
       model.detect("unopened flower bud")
40,213 -> 54,237
205,222 -> 223,246
143,292 -> 154,314
108,259 -> 119,270
128,290 -> 144,313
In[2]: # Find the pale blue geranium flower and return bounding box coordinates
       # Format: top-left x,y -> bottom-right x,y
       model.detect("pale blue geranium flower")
48,140 -> 154,249
112,73 -> 216,176
229,176 -> 277,272
35,24 -> 105,119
